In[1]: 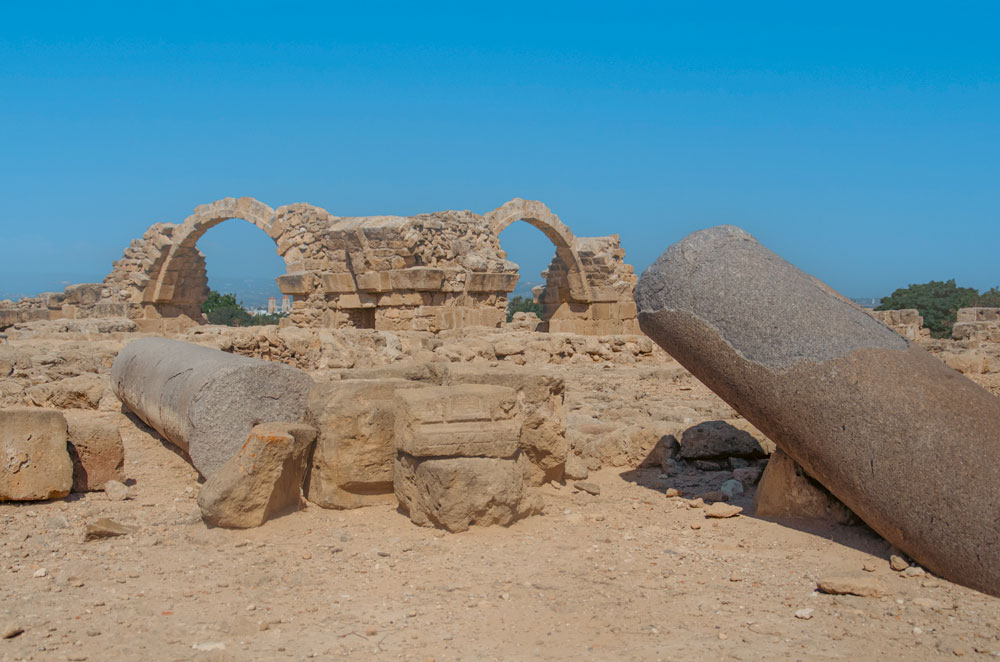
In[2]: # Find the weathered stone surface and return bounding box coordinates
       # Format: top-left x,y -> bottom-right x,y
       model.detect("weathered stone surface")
636,224 -> 1000,596
64,411 -> 126,492
678,420 -> 767,460
111,338 -> 314,477
394,452 -> 541,533
395,385 -> 521,458
27,373 -> 107,410
445,364 -> 567,479
0,408 -> 72,501
197,423 -> 316,529
754,448 -> 855,525
304,379 -> 422,509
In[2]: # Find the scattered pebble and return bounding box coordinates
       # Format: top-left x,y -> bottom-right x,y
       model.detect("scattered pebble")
794,608 -> 814,620
574,482 -> 601,496
104,480 -> 130,501
889,555 -> 909,572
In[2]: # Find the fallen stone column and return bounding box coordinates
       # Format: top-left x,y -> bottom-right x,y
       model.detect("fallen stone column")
635,225 -> 1000,597
111,338 -> 314,477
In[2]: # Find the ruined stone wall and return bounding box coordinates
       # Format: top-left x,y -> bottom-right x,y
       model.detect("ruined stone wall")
536,235 -> 640,335
1,197 -> 641,336
953,308 -> 1000,342
276,208 -> 518,333
868,309 -> 927,341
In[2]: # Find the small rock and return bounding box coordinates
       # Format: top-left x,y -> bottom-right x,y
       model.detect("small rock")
690,522 -> 702,530
720,478 -> 744,499
704,502 -> 742,518
729,571 -> 742,582
733,465 -> 764,485
103,480 -> 130,501
192,642 -> 226,652
816,574 -> 887,598
687,498 -> 705,509
84,518 -> 138,541
574,481 -> 600,496
902,566 -> 925,578
563,455 -> 589,481
889,554 -> 909,572
794,608 -> 814,620
664,488 -> 682,498
862,562 -> 877,573
33,568 -> 47,578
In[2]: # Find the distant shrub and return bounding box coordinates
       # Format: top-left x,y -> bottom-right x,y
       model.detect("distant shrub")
876,279 -> 978,338
201,290 -> 287,327
506,295 -> 543,323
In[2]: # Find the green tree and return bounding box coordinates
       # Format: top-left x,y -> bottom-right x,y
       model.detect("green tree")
201,290 -> 286,327
876,279 -> 978,338
506,295 -> 544,323
963,286 -> 1000,308
202,291 -> 240,314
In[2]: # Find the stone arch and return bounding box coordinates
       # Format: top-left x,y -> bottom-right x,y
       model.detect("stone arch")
145,197 -> 281,309
484,198 -> 591,302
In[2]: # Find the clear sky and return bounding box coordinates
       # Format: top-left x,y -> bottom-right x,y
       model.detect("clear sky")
1,2 -> 998,300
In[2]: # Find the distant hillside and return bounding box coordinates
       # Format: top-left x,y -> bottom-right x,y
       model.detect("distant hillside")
852,297 -> 882,309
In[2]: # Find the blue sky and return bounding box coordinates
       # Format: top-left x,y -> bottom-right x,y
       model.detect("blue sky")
1,2 -> 998,300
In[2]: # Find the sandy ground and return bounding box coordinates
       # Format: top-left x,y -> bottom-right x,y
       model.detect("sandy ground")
3,343 -> 1000,662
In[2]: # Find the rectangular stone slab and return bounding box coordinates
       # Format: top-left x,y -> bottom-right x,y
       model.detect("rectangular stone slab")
394,385 -> 520,458
0,408 -> 72,501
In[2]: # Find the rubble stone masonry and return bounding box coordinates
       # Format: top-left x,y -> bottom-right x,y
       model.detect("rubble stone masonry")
1,197 -> 639,335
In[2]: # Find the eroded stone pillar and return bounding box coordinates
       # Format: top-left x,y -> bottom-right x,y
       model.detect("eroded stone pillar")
635,225 -> 1000,597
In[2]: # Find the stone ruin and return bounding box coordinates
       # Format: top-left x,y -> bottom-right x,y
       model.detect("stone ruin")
867,308 -> 928,341
952,307 -> 1000,341
101,338 -> 567,532
0,197 -> 640,336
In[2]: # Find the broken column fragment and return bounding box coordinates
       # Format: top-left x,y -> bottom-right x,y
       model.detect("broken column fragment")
111,338 -> 314,477
197,423 -> 317,529
635,225 -> 1000,597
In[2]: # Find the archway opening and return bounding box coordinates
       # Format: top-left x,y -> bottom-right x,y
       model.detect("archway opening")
191,219 -> 287,324
497,221 -> 564,330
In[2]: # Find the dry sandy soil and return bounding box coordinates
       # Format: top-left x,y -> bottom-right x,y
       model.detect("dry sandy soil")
2,328 -> 1000,661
